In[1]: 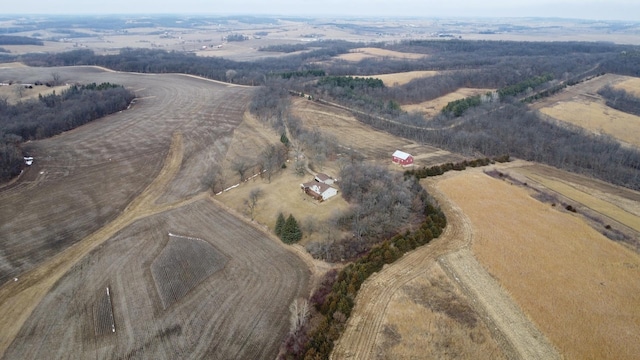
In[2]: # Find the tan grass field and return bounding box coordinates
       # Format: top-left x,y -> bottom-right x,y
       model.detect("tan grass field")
376,262 -> 507,359
0,84 -> 71,104
337,47 -> 426,62
290,97 -> 463,166
519,170 -> 640,233
437,171 -> 640,360
369,70 -> 439,87
402,88 -> 494,117
614,76 -> 640,97
539,100 -> 640,147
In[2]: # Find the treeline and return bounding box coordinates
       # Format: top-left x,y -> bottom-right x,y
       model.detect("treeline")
272,69 -> 326,79
496,73 -> 553,98
280,200 -> 447,359
259,43 -> 312,53
404,156 -> 509,179
0,35 -> 43,46
442,94 -> 483,117
598,85 -> 640,117
316,76 -> 384,90
0,83 -> 135,181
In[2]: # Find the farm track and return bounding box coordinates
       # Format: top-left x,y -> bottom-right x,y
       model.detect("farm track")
333,172 -> 560,360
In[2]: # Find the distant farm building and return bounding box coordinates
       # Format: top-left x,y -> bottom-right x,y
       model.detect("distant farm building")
314,173 -> 335,185
24,157 -> 34,166
392,150 -> 413,167
301,181 -> 338,201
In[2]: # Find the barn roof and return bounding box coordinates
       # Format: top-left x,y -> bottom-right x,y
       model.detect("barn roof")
315,173 -> 331,181
392,150 -> 411,160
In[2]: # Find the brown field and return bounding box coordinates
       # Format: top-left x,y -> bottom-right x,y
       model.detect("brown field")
539,100 -> 640,147
437,170 -> 640,360
368,70 -> 439,87
402,88 -> 494,117
0,66 -> 309,359
336,47 -> 426,62
0,83 -> 71,104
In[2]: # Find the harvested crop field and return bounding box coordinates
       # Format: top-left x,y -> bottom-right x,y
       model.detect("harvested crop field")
539,100 -> 640,147
4,199 -> 309,359
402,88 -> 494,117
0,66 -> 310,359
437,170 -> 640,360
368,70 -> 439,87
336,47 -> 426,62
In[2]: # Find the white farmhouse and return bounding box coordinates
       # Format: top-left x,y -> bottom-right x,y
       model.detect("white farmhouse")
301,181 -> 338,201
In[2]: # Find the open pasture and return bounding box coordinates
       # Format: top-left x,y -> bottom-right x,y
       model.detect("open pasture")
539,100 -> 640,147
4,199 -> 309,359
336,47 -> 426,62
437,170 -> 640,360
368,70 -> 439,87
402,88 -> 494,117
615,76 -> 640,97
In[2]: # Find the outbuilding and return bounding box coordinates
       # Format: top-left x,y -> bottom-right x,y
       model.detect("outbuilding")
392,150 -> 413,167
314,173 -> 335,185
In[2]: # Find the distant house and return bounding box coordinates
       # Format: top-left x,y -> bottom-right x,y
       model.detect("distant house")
314,173 -> 335,185
392,150 -> 413,167
301,181 -> 338,201
24,157 -> 33,166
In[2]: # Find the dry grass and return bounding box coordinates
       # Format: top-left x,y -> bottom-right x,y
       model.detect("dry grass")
368,70 -> 439,87
0,84 -> 71,104
437,171 -> 640,360
402,88 -> 494,117
290,97 -> 463,166
337,47 -> 426,62
521,171 -> 640,233
614,76 -> 640,97
377,262 -> 506,360
539,100 -> 640,147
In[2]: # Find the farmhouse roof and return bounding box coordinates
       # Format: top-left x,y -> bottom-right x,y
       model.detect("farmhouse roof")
392,150 -> 411,160
302,181 -> 333,194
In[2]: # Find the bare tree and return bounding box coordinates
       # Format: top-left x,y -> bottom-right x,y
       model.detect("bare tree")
201,164 -> 224,194
288,298 -> 310,334
13,85 -> 25,99
244,187 -> 263,220
232,157 -> 251,182
51,72 -> 61,86
259,143 -> 288,182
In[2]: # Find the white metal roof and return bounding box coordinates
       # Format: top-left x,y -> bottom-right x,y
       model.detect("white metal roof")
392,150 -> 411,160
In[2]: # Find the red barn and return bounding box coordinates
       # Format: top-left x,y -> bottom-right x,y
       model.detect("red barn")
392,150 -> 414,167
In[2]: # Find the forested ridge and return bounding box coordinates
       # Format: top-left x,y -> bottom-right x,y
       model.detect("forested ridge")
0,83 -> 135,181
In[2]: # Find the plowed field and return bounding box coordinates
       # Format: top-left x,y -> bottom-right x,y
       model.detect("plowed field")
0,66 -> 309,359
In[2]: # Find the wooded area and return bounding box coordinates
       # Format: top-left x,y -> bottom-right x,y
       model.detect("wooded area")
0,83 -> 134,181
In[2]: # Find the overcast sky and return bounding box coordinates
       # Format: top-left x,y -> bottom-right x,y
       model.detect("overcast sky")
4,1 -> 640,21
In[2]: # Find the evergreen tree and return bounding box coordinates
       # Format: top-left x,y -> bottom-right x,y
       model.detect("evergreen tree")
275,212 -> 286,237
282,214 -> 303,244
